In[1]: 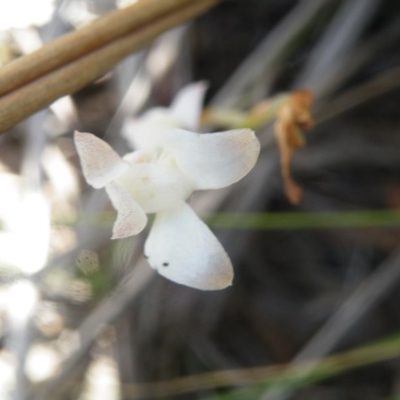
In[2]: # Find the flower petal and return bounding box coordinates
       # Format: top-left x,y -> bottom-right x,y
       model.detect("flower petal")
105,182 -> 147,239
144,202 -> 233,290
74,131 -> 128,188
162,128 -> 260,190
114,163 -> 194,213
170,82 -> 207,130
122,109 -> 180,150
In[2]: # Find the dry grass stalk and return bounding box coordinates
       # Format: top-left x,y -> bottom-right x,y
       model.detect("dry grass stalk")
0,0 -> 206,97
0,0 -> 219,134
114,334 -> 400,399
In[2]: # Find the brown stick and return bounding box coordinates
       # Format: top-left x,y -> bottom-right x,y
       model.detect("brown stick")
0,0 -> 219,134
0,0 -> 201,97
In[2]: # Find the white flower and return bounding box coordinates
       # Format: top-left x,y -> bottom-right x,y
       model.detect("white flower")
74,99 -> 260,291
122,82 -> 207,150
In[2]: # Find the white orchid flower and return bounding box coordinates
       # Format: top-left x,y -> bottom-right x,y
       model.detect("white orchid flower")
122,82 -> 207,150
75,117 -> 259,292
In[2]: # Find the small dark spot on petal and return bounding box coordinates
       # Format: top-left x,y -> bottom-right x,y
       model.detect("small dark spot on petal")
144,254 -> 149,259
162,262 -> 169,267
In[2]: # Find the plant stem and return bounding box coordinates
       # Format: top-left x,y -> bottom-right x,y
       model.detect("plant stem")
0,0 -> 219,134
0,0 -> 206,97
118,334 -> 400,399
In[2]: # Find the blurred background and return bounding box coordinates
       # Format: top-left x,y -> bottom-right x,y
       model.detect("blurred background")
1,0 -> 400,399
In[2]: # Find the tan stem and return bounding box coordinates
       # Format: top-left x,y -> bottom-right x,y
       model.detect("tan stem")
0,0 -> 203,97
0,0 -> 219,134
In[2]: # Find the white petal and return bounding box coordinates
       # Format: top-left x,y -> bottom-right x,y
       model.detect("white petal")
105,182 -> 147,239
162,128 -> 260,190
170,81 -> 207,130
144,202 -> 233,290
74,131 -> 128,188
114,163 -> 194,213
121,109 -> 180,150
